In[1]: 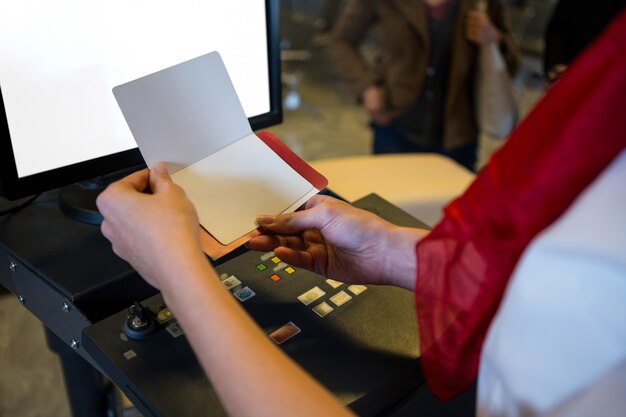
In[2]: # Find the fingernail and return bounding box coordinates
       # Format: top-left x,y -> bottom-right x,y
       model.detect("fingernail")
256,215 -> 275,226
152,163 -> 168,174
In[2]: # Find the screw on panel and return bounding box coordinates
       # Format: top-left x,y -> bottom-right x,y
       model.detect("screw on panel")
9,261 -> 17,272
70,339 -> 79,350
17,295 -> 25,304
62,302 -> 71,313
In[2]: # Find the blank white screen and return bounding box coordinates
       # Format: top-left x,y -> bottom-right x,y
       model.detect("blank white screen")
0,1 -> 270,178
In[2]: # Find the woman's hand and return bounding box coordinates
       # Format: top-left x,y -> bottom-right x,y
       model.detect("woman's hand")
361,85 -> 393,126
96,164 -> 203,290
248,195 -> 427,290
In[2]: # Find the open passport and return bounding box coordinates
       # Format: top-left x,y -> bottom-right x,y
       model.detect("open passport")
112,51 -> 327,258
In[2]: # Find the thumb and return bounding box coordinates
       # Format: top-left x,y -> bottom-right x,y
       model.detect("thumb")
149,163 -> 173,193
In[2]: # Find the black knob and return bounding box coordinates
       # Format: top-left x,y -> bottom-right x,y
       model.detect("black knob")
123,301 -> 155,340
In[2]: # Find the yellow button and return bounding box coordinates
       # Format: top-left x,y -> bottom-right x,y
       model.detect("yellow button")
271,256 -> 281,264
285,267 -> 295,274
156,308 -> 173,324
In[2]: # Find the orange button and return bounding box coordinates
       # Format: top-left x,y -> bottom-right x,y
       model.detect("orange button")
269,322 -> 301,345
270,274 -> 281,282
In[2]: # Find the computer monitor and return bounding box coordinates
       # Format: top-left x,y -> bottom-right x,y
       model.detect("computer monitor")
0,1 -> 282,216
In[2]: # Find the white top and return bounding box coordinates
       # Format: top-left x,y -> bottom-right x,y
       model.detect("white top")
477,149 -> 626,417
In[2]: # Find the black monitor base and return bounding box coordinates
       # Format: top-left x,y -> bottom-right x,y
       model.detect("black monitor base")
58,165 -> 144,225
59,183 -> 104,225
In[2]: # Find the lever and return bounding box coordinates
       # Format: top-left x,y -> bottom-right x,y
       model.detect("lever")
123,301 -> 155,340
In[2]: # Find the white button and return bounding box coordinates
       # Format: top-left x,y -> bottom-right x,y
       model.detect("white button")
260,251 -> 275,261
222,275 -> 242,290
312,302 -> 334,318
123,350 -> 137,360
325,278 -> 343,289
348,285 -> 368,296
273,262 -> 288,272
166,321 -> 184,338
329,290 -> 352,307
297,286 -> 326,306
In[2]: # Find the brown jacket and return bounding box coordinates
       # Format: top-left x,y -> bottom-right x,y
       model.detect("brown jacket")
329,0 -> 520,150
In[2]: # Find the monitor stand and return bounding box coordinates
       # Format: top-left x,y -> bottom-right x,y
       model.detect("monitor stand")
58,165 -> 145,225
59,181 -> 105,225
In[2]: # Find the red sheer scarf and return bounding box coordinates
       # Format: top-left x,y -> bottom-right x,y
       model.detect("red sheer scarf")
415,9 -> 626,400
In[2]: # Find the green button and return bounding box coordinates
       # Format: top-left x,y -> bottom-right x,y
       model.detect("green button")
256,263 -> 267,271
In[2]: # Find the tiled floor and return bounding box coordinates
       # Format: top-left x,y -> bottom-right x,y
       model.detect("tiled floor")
0,18 -> 545,417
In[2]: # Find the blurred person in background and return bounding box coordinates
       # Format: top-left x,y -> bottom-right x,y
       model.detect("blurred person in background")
329,0 -> 520,171
544,0 -> 626,83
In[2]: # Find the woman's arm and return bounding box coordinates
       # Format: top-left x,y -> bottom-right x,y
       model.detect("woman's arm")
97,166 -> 354,417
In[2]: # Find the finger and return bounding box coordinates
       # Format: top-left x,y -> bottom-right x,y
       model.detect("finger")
100,219 -> 112,241
149,163 -> 174,193
273,247 -> 315,270
467,10 -> 486,20
466,30 -> 480,43
256,205 -> 330,235
466,13 -> 479,25
247,234 -> 307,252
96,170 -> 147,215
115,169 -> 150,192
303,194 -> 346,209
246,235 -> 281,251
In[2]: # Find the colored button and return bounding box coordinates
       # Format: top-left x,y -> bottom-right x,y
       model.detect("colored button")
271,256 -> 281,264
285,267 -> 295,274
222,275 -> 242,291
260,251 -> 275,261
325,279 -> 343,289
329,290 -> 352,307
234,286 -> 256,302
312,302 -> 334,318
297,286 -> 326,306
273,262 -> 288,271
347,285 -> 368,296
156,308 -> 174,324
269,322 -> 301,344
256,263 -> 267,271
270,274 -> 281,282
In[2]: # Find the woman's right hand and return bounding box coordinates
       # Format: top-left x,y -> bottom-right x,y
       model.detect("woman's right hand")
248,195 -> 427,290
96,164 -> 204,291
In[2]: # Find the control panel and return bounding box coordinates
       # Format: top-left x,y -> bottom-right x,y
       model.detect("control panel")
82,194 -> 428,417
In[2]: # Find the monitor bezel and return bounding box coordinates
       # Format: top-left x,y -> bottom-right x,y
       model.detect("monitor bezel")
0,0 -> 282,200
